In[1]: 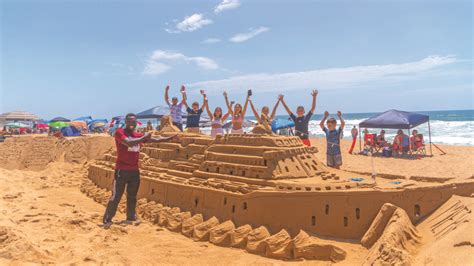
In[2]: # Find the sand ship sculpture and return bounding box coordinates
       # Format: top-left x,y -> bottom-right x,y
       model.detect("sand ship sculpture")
83,117 -> 474,262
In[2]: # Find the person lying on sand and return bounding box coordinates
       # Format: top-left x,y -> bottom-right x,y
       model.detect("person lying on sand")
164,85 -> 185,131
280,90 -> 318,146
182,87 -> 207,134
223,90 -> 250,134
320,111 -> 345,169
102,113 -> 179,228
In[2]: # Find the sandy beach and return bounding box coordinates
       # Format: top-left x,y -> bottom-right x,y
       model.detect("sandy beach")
0,134 -> 473,265
311,138 -> 474,180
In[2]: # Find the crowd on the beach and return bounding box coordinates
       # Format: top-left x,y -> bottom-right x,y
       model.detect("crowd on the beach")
348,127 -> 425,157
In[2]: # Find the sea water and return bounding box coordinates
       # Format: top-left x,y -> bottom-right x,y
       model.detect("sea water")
274,109 -> 474,146
155,109 -> 473,146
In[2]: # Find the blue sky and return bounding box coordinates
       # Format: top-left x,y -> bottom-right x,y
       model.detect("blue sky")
1,0 -> 473,120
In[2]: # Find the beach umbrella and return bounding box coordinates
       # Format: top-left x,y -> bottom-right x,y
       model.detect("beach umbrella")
70,121 -> 88,130
5,121 -> 31,128
49,121 -> 70,128
50,117 -> 71,122
271,119 -> 295,132
35,123 -> 49,129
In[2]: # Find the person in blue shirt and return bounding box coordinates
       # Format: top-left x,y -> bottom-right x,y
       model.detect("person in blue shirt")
182,88 -> 207,134
320,111 -> 345,168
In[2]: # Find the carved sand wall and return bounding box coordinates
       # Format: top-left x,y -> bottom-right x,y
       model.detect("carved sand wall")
87,132 -> 474,239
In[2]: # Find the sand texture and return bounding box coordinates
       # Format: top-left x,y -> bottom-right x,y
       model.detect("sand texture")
312,138 -> 474,180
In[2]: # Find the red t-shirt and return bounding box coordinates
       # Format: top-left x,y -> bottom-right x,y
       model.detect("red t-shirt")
114,128 -> 144,171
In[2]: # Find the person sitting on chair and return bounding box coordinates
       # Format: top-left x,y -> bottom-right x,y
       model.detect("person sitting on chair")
376,130 -> 388,147
410,130 -> 423,151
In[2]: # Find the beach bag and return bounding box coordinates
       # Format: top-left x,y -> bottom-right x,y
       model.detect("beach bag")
382,147 -> 392,157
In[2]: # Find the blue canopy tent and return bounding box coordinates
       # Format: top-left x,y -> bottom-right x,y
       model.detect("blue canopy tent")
358,109 -> 432,155
136,105 -> 171,119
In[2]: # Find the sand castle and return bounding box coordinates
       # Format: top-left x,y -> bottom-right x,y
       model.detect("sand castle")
84,117 -> 474,262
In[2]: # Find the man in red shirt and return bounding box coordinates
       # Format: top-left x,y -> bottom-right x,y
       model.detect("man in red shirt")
102,113 -> 177,228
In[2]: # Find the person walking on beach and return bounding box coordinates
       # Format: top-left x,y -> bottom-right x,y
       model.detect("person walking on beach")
280,89 -> 318,146
164,85 -> 185,131
102,113 -> 177,228
320,111 -> 345,168
182,87 -> 207,134
348,126 -> 358,154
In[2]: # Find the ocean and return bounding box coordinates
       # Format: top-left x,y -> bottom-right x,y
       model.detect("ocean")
148,109 -> 473,146
270,109 -> 473,146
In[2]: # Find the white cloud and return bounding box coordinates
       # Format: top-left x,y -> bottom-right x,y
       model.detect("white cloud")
187,55 -> 457,92
143,50 -> 219,76
143,61 -> 171,76
230,27 -> 270,43
202,38 -> 222,44
166,13 -> 213,33
214,0 -> 241,14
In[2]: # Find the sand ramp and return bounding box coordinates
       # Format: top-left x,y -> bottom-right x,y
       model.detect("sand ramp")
0,135 -> 113,170
362,203 -> 422,265
414,195 -> 474,265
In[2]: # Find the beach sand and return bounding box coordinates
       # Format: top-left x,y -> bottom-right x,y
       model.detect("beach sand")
311,138 -> 474,180
0,135 -> 473,265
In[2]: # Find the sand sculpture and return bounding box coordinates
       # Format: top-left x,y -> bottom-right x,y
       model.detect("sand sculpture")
83,117 -> 474,261
0,135 -> 113,170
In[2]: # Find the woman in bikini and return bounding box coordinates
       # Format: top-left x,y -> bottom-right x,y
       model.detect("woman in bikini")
223,91 -> 249,134
204,95 -> 230,138
248,96 -> 281,132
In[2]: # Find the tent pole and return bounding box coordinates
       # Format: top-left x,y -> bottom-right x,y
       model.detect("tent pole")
428,119 -> 433,156
358,125 -> 361,152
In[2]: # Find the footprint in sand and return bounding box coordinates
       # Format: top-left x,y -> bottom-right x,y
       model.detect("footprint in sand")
3,192 -> 24,200
59,203 -> 76,208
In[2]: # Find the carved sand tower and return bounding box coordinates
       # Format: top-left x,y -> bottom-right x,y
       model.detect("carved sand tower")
84,117 -> 474,261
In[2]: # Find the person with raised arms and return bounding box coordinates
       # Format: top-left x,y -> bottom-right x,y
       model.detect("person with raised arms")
204,94 -> 231,138
223,90 -> 250,134
248,94 -> 281,133
280,89 -> 318,146
164,85 -> 185,131
182,87 -> 207,134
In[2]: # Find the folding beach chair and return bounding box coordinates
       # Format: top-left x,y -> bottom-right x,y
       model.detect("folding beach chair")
363,133 -> 379,154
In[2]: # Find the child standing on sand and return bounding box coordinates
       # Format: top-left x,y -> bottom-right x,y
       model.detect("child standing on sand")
320,111 -> 345,168
182,88 -> 207,134
280,90 -> 318,146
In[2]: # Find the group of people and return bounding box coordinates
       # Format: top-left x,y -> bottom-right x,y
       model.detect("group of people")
358,128 -> 425,156
164,86 -> 345,166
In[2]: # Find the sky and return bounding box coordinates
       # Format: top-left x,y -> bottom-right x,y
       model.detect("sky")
1,0 -> 473,120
